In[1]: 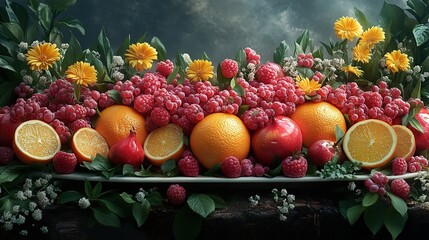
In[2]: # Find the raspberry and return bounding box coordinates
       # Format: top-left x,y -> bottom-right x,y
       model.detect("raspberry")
252,164 -> 265,177
371,172 -> 388,186
281,155 -> 308,178
390,178 -> 410,199
167,184 -> 186,206
178,155 -> 200,177
256,64 -> 278,84
156,59 -> 174,77
0,147 -> 14,165
150,107 -> 170,127
52,151 -> 77,174
70,119 -> 91,133
134,94 -> 154,114
391,158 -> 407,175
241,159 -> 254,177
220,59 -> 239,78
221,156 -> 241,178
244,47 -> 261,65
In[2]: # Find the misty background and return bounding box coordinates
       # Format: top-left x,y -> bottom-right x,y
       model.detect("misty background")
36,0 -> 409,63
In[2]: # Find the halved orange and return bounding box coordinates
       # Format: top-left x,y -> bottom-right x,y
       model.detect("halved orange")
72,128 -> 109,162
13,120 -> 61,164
392,125 -> 416,160
143,124 -> 184,166
343,119 -> 397,169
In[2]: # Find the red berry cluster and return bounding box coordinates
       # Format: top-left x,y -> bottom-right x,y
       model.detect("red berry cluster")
364,172 -> 388,196
281,155 -> 308,178
297,53 -> 314,68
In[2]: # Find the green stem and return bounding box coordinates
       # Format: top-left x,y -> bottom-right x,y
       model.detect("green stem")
74,84 -> 82,103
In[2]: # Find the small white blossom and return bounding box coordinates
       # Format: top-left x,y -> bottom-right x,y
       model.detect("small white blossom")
419,195 -> 427,202
279,214 -> 287,221
413,65 -> 421,73
23,178 -> 32,190
19,230 -> 28,236
248,195 -> 260,207
30,40 -> 40,48
40,226 -> 48,234
289,204 -> 295,210
17,52 -> 26,61
12,205 -> 20,214
23,75 -> 33,85
355,189 -> 362,196
32,209 -> 42,221
112,71 -> 124,81
280,189 -> 288,197
78,197 -> 91,209
38,76 -> 47,85
135,191 -> 146,202
247,63 -> 256,71
278,206 -> 289,214
16,191 -> 27,200
182,53 -> 192,64
15,215 -> 25,225
18,41 -> 28,50
24,190 -> 32,198
347,182 -> 356,191
37,191 -> 50,208
29,202 -> 37,212
247,72 -> 255,81
3,211 -> 12,220
61,43 -> 69,49
423,72 -> 429,78
287,194 -> 295,203
92,50 -> 100,58
112,55 -> 125,67
4,221 -> 13,231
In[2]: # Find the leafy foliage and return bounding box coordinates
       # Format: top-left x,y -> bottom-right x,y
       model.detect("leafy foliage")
316,158 -> 362,179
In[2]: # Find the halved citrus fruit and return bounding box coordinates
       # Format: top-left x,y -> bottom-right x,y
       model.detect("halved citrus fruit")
392,125 -> 416,160
13,120 -> 61,164
72,127 -> 109,162
343,119 -> 397,169
143,124 -> 185,166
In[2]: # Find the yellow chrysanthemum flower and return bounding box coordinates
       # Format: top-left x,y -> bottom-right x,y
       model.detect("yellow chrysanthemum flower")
352,44 -> 371,63
65,61 -> 97,87
295,76 -> 321,96
26,42 -> 60,71
186,59 -> 214,82
334,16 -> 363,41
125,42 -> 158,72
360,26 -> 385,48
384,50 -> 410,73
342,65 -> 363,77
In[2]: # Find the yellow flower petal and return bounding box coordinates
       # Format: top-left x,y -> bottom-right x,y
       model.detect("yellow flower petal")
334,17 -> 363,41
26,42 -> 60,71
360,26 -> 385,48
125,42 -> 158,72
342,65 -> 363,77
353,44 -> 371,63
384,50 -> 410,73
186,59 -> 214,82
295,77 -> 321,96
65,61 -> 97,87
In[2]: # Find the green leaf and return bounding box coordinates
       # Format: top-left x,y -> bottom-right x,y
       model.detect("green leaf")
96,28 -> 113,69
335,125 -> 345,142
386,192 -> 408,217
47,0 -> 76,13
116,35 -> 130,56
362,192 -> 379,207
268,163 -> 282,177
216,63 -> 230,90
122,164 -> 135,176
203,163 -> 221,177
4,0 -> 20,24
0,198 -> 13,212
98,198 -> 127,218
201,52 -> 210,61
160,159 -> 177,176
237,104 -> 249,116
384,205 -> 408,240
132,201 -> 150,227
57,191 -> 84,204
106,89 -> 121,104
151,36 -> 167,61
339,197 -> 357,220
92,182 -> 102,198
409,117 -> 424,133
380,1 -> 407,35
364,199 -> 386,235
84,180 -> 92,198
37,3 -> 52,34
354,8 -> 371,30
91,206 -> 121,227
119,192 -> 136,204
230,78 -> 245,97
0,167 -> 20,184
166,66 -> 179,84
147,191 -> 163,207
294,42 -> 304,56
56,17 -> 85,35
411,77 -> 422,99
296,67 -> 314,78
235,48 -> 247,70
273,40 -> 289,65
207,194 -> 226,209
187,194 -> 215,218
173,207 -> 202,240
346,205 -> 366,225
0,57 -> 16,72
61,34 -> 84,73
1,22 -> 24,42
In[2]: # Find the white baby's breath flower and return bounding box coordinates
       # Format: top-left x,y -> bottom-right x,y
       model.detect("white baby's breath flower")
30,40 -> 40,48
32,209 -> 42,221
247,72 -> 255,81
289,204 -> 295,210
4,221 -> 13,231
15,215 -> 25,225
16,191 -> 27,200
278,206 -> 289,214
17,52 -> 26,61
279,214 -> 287,221
19,230 -> 28,236
24,190 -> 32,198
247,63 -> 256,71
61,43 -> 69,49
182,53 -> 192,64
40,226 -> 48,234
37,191 -> 50,208
19,41 -> 28,50
280,189 -> 288,197
112,71 -> 124,81
347,182 -> 356,191
419,195 -> 427,202
3,211 -> 12,220
78,197 -> 91,209
112,55 -> 125,67
29,202 -> 37,212
135,191 -> 146,202
287,194 -> 295,203
38,76 -> 47,85
12,205 -> 20,214
23,75 -> 33,85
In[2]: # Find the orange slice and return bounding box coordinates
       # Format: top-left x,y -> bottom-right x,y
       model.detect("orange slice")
13,120 -> 61,164
143,124 -> 184,166
72,127 -> 109,162
392,125 -> 416,160
343,119 -> 397,169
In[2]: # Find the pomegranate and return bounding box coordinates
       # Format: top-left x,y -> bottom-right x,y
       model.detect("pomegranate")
308,139 -> 343,168
251,116 -> 302,167
409,108 -> 429,152
108,130 -> 144,168
0,113 -> 22,147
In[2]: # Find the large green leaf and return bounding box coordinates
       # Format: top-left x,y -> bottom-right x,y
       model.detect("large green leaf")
354,7 -> 371,30
92,206 -> 121,227
273,40 -> 289,66
38,3 -> 53,34
346,205 -> 366,225
235,48 -> 247,70
413,24 -> 429,46
384,206 -> 408,240
151,36 -> 167,61
46,0 -> 77,14
96,28 -> 113,69
57,191 -> 84,204
132,201 -> 150,227
2,22 -> 24,42
116,35 -> 130,56
386,192 -> 408,217
173,207 -> 202,240
187,194 -> 215,218
61,34 -> 84,74
380,1 -> 407,36
56,17 -> 85,35
362,192 -> 378,207
364,200 -> 386,235
0,56 -> 16,72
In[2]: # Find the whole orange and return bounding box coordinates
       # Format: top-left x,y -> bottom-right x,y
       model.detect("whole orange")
290,101 -> 346,147
190,113 -> 251,169
95,105 -> 147,147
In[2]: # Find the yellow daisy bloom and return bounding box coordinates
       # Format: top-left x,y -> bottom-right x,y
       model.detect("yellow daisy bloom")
384,50 -> 410,73
360,26 -> 385,48
125,42 -> 158,72
342,65 -> 363,77
65,61 -> 97,87
334,16 -> 363,41
352,44 -> 371,63
186,59 -> 214,82
26,42 -> 60,71
295,76 -> 321,96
